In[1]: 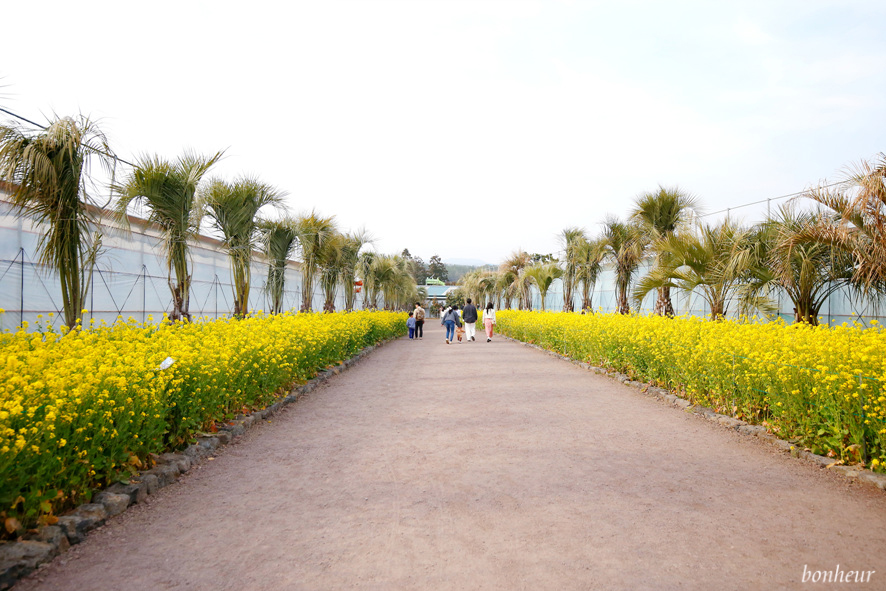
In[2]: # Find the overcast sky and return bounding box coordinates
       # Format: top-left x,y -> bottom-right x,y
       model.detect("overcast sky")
2,0 -> 884,265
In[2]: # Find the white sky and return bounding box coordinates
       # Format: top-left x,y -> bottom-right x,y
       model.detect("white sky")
2,0 -> 884,265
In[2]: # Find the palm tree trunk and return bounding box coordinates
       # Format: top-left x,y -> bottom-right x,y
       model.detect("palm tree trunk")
59,212 -> 83,330
323,288 -> 336,312
233,259 -> 249,317
562,276 -> 574,312
654,286 -> 674,317
617,291 -> 630,314
59,256 -> 79,330
795,301 -> 820,325
268,265 -> 284,314
169,278 -> 183,321
616,273 -> 630,314
168,239 -> 192,321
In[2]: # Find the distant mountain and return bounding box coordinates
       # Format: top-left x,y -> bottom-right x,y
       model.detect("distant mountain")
445,258 -> 490,266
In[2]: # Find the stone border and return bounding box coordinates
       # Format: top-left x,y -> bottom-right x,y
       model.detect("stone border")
503,335 -> 886,492
0,337 -> 395,590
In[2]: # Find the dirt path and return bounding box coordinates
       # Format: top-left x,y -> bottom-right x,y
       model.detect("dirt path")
17,322 -> 886,590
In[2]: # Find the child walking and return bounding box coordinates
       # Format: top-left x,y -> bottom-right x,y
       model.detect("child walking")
407,312 -> 416,340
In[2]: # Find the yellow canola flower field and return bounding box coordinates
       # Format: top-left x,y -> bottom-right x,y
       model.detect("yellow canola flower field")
498,310 -> 886,471
0,310 -> 405,535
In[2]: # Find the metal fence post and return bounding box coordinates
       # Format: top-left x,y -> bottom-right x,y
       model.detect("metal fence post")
19,247 -> 24,328
142,265 -> 147,323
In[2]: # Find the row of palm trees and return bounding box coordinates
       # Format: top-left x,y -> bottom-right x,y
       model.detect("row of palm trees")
0,115 -> 419,328
458,153 -> 885,324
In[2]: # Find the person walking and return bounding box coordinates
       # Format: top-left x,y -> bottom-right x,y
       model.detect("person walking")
483,302 -> 496,342
413,302 -> 425,340
406,312 -> 416,340
462,298 -> 478,342
442,304 -> 461,344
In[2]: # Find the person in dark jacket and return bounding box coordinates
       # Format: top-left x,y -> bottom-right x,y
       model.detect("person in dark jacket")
462,298 -> 478,342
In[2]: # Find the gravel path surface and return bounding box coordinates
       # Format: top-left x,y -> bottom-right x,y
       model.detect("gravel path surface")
17,323 -> 886,590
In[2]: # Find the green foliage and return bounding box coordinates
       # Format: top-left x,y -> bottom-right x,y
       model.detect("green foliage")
601,217 -> 646,314
445,288 -> 465,308
203,176 -> 285,317
114,150 -> 223,321
798,153 -> 886,296
523,262 -> 563,311
259,217 -> 299,314
528,253 -> 556,264
294,211 -> 337,311
633,220 -> 771,320
0,115 -> 112,329
631,185 -> 699,316
428,254 -> 448,282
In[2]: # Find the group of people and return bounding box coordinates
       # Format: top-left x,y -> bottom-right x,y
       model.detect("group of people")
406,299 -> 496,345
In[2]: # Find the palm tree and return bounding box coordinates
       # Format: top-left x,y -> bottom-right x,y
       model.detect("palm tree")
203,176 -> 285,317
372,254 -> 414,310
358,251 -> 379,309
524,262 -> 563,311
294,211 -> 337,311
457,268 -> 498,308
631,185 -> 698,316
476,270 -> 498,307
340,230 -> 371,311
601,217 -> 646,314
0,115 -> 112,329
499,250 -> 532,310
633,220 -> 769,320
259,216 -> 299,314
748,204 -> 854,325
458,268 -> 484,304
114,150 -> 223,321
575,236 -> 605,311
318,231 -> 346,312
796,153 -> 886,295
559,227 -> 585,312
369,253 -> 394,309
362,254 -> 394,310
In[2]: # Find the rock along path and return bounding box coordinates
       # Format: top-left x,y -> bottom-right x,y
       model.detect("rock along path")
17,323 -> 886,590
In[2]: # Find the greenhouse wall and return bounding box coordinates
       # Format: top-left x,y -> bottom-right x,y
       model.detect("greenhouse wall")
0,196 -> 354,331
2,187 -> 882,330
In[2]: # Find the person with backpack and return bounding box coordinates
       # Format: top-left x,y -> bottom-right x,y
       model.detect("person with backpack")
413,302 -> 425,340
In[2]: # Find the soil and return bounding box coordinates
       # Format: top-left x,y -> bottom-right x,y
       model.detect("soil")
17,323 -> 886,590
